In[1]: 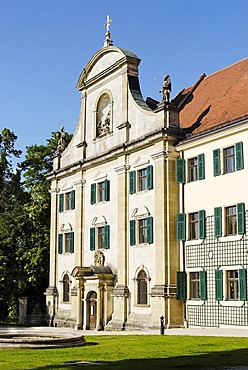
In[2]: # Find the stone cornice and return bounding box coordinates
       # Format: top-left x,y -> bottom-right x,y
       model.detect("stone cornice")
47,128 -> 181,181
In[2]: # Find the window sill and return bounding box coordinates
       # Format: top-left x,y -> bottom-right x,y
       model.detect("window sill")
132,243 -> 151,248
219,300 -> 244,307
130,189 -> 152,195
186,239 -> 204,246
219,235 -> 243,243
134,304 -> 150,308
223,170 -> 236,175
187,179 -> 198,183
186,300 -> 205,306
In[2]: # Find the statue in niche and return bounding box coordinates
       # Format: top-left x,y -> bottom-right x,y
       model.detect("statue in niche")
56,126 -> 66,154
96,93 -> 111,137
94,250 -> 105,266
160,74 -> 172,103
97,109 -> 111,136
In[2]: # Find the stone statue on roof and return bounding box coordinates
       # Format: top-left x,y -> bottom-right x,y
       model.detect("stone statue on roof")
161,74 -> 172,103
56,126 -> 66,154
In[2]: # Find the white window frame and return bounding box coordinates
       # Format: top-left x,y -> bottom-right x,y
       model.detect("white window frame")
219,266 -> 244,307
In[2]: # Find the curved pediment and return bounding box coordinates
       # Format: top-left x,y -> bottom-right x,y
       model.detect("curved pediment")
76,46 -> 140,90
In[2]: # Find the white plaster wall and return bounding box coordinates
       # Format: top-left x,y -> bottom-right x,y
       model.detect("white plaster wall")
127,146 -> 157,313
83,158 -> 119,271
56,172 -> 81,295
181,126 -> 248,218
128,95 -> 157,142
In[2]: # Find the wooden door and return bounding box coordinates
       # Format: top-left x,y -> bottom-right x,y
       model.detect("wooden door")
89,291 -> 97,330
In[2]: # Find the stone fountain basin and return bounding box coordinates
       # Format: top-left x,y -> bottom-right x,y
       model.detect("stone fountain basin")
0,327 -> 86,349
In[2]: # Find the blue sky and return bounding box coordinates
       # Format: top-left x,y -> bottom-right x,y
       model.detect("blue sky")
1,0 -> 247,158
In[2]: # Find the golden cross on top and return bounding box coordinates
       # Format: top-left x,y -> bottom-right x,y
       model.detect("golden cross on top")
105,15 -> 112,34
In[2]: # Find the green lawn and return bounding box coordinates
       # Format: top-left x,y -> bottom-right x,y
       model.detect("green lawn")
1,335 -> 248,370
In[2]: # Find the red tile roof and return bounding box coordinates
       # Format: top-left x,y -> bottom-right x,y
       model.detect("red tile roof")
175,58 -> 248,136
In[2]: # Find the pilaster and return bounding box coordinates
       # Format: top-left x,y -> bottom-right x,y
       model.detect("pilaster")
49,186 -> 59,288
73,178 -> 85,268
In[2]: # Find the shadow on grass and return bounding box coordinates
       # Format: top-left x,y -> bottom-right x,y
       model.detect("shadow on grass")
34,347 -> 248,370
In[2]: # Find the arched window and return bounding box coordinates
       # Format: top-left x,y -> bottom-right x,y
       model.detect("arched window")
63,274 -> 70,302
137,270 -> 148,305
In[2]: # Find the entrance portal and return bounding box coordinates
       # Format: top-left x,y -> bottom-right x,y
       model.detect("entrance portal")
88,291 -> 97,330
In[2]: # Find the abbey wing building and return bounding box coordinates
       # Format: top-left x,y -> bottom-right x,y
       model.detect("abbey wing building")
45,27 -> 248,330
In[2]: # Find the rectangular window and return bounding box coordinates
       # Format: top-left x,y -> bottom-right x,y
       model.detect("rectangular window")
98,182 -> 105,202
189,212 -> 199,240
224,146 -> 235,173
64,233 -> 71,253
227,270 -> 239,300
190,272 -> 200,299
90,226 -> 110,250
188,157 -> 198,182
58,232 -> 74,254
65,192 -> 72,211
225,205 -> 237,235
130,166 -> 153,193
91,180 -> 110,203
98,227 -> 105,249
215,268 -> 247,301
130,217 -> 153,245
138,169 -> 148,191
139,219 -> 147,244
60,190 -> 75,211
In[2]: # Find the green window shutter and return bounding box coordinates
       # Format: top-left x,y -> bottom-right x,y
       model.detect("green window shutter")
198,153 -> 205,180
176,213 -> 186,241
239,269 -> 247,301
236,142 -> 244,171
129,171 -> 136,194
214,207 -> 222,237
213,149 -> 221,176
177,271 -> 187,300
59,194 -> 64,212
215,269 -> 223,301
104,179 -> 110,201
58,234 -> 63,254
147,165 -> 153,190
176,158 -> 185,184
70,190 -> 75,210
104,225 -> 110,249
90,183 -> 96,204
146,216 -> 153,244
70,232 -> 74,253
200,270 -> 207,300
90,228 -> 95,251
237,202 -> 246,235
130,220 -> 136,246
199,210 -> 206,239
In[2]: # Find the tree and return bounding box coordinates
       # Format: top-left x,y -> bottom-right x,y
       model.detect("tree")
0,128 -> 24,320
0,128 -> 72,321
19,131 -> 72,313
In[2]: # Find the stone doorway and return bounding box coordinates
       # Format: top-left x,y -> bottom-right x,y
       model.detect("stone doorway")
88,291 -> 97,330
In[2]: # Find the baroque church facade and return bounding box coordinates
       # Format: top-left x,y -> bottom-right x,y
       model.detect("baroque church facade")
45,23 -> 248,330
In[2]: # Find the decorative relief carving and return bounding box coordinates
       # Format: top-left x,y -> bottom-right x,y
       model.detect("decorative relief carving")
94,250 -> 105,266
